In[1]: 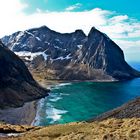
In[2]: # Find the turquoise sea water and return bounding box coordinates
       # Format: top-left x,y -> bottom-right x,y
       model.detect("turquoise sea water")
34,62 -> 140,126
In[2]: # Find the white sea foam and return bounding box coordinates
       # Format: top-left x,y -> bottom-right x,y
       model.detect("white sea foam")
49,93 -> 58,97
58,83 -> 72,86
32,86 -> 70,126
60,93 -> 69,96
52,83 -> 72,89
49,97 -> 62,102
46,107 -> 68,122
32,98 -> 46,126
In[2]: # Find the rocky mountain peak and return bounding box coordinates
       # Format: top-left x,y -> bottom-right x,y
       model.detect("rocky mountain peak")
74,29 -> 86,37
88,27 -> 109,41
1,26 -> 140,81
88,27 -> 101,37
88,26 -> 96,33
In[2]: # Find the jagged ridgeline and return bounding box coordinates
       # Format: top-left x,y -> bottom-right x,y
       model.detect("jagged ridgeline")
0,41 -> 49,108
1,26 -> 140,80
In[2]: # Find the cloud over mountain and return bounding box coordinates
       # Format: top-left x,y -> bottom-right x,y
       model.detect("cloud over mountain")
0,0 -> 140,61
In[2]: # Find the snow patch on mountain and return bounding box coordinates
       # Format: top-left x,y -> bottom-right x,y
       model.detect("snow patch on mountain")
15,51 -> 47,61
42,52 -> 48,60
52,54 -> 72,61
25,31 -> 34,37
16,32 -> 24,41
77,45 -> 83,49
36,37 -> 41,41
15,51 -> 42,61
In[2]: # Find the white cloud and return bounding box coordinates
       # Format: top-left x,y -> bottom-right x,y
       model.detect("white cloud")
0,0 -> 28,15
36,8 -> 43,13
0,0 -> 28,37
0,0 -> 140,61
0,5 -> 112,37
114,40 -> 140,49
65,3 -> 82,11
109,15 -> 129,24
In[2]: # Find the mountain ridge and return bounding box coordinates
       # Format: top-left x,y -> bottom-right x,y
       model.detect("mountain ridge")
1,26 -> 140,81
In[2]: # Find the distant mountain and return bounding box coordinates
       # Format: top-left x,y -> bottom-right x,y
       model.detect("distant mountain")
2,26 -> 140,81
0,41 -> 49,108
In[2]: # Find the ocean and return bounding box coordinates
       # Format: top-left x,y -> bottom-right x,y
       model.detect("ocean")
34,62 -> 140,126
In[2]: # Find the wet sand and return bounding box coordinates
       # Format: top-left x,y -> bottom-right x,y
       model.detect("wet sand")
0,80 -> 71,126
0,80 -> 61,126
0,101 -> 38,125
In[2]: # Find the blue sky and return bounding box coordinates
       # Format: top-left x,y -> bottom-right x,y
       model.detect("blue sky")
0,0 -> 140,62
21,0 -> 140,19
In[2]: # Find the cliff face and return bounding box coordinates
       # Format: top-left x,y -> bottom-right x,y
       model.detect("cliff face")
0,41 -> 49,108
74,27 -> 139,80
1,26 -> 140,81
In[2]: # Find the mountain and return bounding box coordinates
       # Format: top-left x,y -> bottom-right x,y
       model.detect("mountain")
0,41 -> 49,108
2,26 -> 140,81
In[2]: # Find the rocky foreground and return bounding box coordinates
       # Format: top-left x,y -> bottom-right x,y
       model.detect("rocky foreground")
0,97 -> 139,140
0,118 -> 140,140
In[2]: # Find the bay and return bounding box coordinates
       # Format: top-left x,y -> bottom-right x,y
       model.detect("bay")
34,62 -> 140,126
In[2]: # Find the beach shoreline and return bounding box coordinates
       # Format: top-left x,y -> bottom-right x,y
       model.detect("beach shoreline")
0,101 -> 38,125
0,80 -> 67,126
0,79 -> 125,126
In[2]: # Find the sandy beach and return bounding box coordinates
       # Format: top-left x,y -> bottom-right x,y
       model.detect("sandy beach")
0,79 -> 118,126
0,80 -> 89,126
0,101 -> 38,125
0,80 -> 62,126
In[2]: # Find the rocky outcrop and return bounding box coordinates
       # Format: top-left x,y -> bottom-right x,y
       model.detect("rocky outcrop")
1,26 -> 140,81
92,97 -> 140,121
1,118 -> 140,140
0,41 -> 49,109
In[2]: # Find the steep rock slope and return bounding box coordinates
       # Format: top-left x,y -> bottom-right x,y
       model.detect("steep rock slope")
0,41 -> 49,108
2,26 -> 140,80
92,97 -> 140,121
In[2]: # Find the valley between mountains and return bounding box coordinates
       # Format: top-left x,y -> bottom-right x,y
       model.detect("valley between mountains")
0,26 -> 140,140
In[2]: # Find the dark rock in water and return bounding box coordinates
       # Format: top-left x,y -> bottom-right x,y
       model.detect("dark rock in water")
1,26 -> 140,81
0,41 -> 49,109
